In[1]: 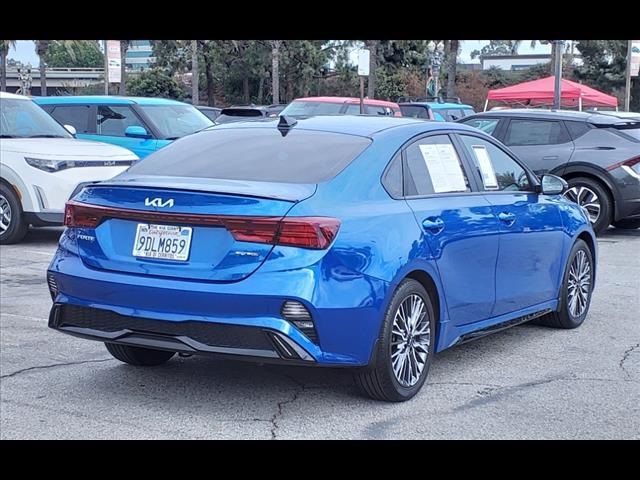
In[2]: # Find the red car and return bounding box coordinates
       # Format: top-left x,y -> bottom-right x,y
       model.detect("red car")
280,96 -> 402,117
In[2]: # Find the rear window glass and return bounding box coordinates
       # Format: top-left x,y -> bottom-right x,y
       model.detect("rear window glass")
400,105 -> 430,119
612,125 -> 640,141
565,120 -> 591,140
128,128 -> 372,183
280,101 -> 345,116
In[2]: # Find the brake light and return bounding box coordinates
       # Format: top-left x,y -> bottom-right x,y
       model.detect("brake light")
64,201 -> 340,250
606,156 -> 640,171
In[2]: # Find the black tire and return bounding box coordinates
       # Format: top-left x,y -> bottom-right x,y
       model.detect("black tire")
0,183 -> 28,245
612,218 -> 640,230
564,177 -> 612,235
105,342 -> 175,366
534,239 -> 594,329
355,279 -> 436,402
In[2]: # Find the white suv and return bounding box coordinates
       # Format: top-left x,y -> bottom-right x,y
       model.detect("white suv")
1,92 -> 138,244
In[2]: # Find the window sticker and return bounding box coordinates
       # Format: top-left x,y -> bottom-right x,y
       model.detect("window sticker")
471,145 -> 499,189
418,143 -> 467,193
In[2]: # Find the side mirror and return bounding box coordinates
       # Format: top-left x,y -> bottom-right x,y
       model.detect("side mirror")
540,174 -> 568,195
125,125 -> 151,139
64,124 -> 77,136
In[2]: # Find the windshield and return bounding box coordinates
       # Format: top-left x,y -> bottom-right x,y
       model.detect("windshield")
128,128 -> 372,183
0,98 -> 71,138
137,104 -> 213,139
280,101 -> 345,116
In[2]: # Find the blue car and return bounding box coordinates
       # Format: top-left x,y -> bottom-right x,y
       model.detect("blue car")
47,115 -> 596,401
34,96 -> 213,158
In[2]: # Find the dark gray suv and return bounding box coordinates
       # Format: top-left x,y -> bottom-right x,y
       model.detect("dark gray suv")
459,109 -> 640,234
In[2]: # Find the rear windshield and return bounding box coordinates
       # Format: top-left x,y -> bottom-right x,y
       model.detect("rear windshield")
613,125 -> 640,141
400,105 -> 430,119
280,101 -> 345,116
128,127 -> 372,183
215,109 -> 264,124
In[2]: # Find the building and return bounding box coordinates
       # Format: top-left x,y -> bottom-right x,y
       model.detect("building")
481,54 -> 583,71
125,40 -> 155,71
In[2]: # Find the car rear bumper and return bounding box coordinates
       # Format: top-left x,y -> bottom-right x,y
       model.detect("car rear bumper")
47,251 -> 389,367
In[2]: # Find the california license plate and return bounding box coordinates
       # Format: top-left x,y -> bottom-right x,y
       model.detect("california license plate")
132,224 -> 193,262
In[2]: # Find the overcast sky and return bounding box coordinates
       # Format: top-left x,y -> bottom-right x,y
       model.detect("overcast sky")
8,40 -> 552,67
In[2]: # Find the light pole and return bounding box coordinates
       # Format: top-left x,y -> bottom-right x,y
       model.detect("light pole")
552,40 -> 565,110
426,41 -> 445,99
16,63 -> 32,96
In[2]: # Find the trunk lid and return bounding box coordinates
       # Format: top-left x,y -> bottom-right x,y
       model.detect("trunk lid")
71,179 -> 316,282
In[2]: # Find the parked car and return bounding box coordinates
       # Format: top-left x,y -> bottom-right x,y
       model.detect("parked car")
48,115 -> 596,402
34,96 -> 213,158
214,104 -> 287,124
0,92 -> 138,244
458,109 -> 640,233
279,96 -> 402,117
195,105 -> 222,122
398,97 -> 475,121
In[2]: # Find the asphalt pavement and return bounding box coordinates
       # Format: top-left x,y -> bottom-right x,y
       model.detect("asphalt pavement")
1,227 -> 638,439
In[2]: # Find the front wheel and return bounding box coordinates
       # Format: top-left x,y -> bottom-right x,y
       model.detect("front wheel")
105,343 -> 175,366
534,239 -> 594,329
355,279 -> 436,402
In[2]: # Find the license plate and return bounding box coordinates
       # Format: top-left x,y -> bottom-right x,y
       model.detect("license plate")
132,224 -> 193,262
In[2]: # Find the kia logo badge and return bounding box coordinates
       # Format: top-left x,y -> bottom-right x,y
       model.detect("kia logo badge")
145,197 -> 174,208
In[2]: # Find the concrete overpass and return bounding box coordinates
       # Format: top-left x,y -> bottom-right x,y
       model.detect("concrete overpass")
3,67 -> 105,95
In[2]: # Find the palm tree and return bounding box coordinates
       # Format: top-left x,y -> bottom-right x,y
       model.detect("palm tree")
446,40 -> 460,98
365,40 -> 378,98
191,40 -> 199,105
0,40 -> 16,92
35,40 -> 51,96
119,40 -> 131,95
271,40 -> 281,104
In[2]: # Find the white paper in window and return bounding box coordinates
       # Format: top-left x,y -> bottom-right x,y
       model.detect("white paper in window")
471,145 -> 499,189
418,143 -> 467,193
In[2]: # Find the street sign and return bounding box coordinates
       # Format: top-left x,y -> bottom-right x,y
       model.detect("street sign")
106,40 -> 122,84
357,49 -> 370,76
631,40 -> 640,77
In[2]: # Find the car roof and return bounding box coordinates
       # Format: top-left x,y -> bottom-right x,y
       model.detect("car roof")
399,101 -> 474,109
32,95 -> 189,106
196,105 -> 221,111
464,108 -> 635,125
293,96 -> 399,107
208,114 -> 477,138
0,91 -> 30,100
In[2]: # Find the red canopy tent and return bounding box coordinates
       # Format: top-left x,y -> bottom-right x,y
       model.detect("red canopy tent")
485,76 -> 618,111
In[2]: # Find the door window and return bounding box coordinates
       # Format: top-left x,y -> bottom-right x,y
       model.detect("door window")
462,117 -> 500,136
404,135 -> 471,196
504,119 -> 570,146
49,105 -> 92,133
459,135 -> 532,192
97,105 -> 145,137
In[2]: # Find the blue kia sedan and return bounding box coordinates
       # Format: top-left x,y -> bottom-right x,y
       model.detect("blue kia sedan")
34,96 -> 213,158
47,115 -> 596,401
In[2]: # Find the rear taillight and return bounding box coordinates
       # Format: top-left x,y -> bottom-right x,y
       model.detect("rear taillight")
606,156 -> 640,179
64,201 -> 340,250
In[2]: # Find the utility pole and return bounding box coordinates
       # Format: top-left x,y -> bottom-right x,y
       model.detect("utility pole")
191,40 -> 199,106
625,40 -> 632,112
553,40 -> 564,110
103,40 -> 109,95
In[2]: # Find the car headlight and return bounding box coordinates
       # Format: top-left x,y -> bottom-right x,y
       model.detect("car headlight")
25,157 -> 74,172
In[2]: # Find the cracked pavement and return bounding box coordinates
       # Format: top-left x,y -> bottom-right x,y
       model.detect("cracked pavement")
1,227 -> 639,439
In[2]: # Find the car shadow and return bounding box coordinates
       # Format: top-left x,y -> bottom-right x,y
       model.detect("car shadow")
599,226 -> 640,239
22,227 -> 64,245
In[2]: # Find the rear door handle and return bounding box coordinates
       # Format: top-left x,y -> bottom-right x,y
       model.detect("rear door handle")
498,212 -> 516,225
422,217 -> 444,234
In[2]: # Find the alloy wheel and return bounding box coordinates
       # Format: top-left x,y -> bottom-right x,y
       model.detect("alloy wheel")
390,294 -> 431,387
567,250 -> 591,318
564,186 -> 600,224
0,194 -> 12,234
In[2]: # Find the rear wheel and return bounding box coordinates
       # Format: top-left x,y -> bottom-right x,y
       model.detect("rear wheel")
355,279 -> 435,402
105,343 -> 175,366
0,183 -> 28,245
534,239 -> 594,329
612,218 -> 640,230
563,177 -> 612,235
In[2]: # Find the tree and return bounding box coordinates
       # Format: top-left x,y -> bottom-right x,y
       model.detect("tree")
0,40 -> 16,92
446,40 -> 460,97
271,40 -> 281,104
127,68 -> 184,99
35,40 -> 51,96
191,40 -> 199,105
44,40 -> 103,68
365,40 -> 378,98
119,40 -> 130,95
